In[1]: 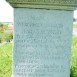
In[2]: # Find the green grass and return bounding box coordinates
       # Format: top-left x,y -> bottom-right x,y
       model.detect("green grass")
71,36 -> 77,77
0,43 -> 12,77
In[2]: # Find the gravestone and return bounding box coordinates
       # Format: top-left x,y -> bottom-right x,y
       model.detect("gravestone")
6,0 -> 77,77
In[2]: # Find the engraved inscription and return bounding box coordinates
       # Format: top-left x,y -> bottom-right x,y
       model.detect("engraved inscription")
13,9 -> 72,77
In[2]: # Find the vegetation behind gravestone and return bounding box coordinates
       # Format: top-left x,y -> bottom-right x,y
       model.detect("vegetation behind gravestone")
73,18 -> 77,28
73,24 -> 77,28
73,18 -> 77,22
0,23 -> 13,43
3,33 -> 13,42
0,30 -> 4,43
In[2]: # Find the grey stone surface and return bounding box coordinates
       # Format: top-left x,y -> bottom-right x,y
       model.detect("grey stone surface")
13,8 -> 73,77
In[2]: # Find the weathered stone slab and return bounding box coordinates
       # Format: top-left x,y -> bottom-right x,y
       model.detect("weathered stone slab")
13,8 -> 73,77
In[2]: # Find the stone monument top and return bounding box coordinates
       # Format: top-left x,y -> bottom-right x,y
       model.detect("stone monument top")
6,0 -> 77,10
